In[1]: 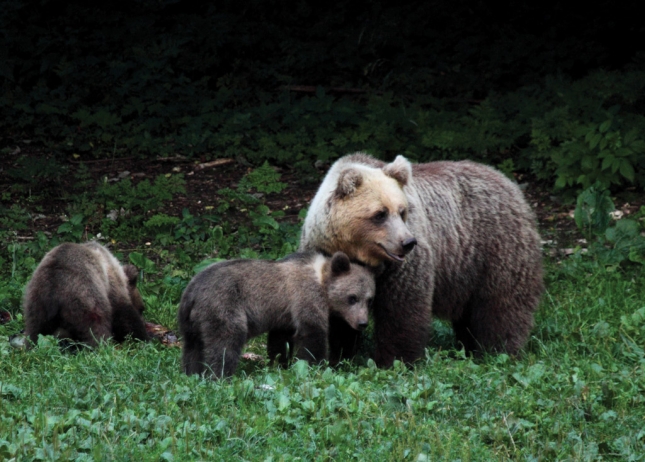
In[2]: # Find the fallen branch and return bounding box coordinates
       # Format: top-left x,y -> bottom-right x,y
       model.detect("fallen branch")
145,322 -> 180,347
155,155 -> 191,162
195,158 -> 234,170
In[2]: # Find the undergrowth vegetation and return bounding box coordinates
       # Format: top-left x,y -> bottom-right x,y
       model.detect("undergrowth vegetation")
2,1 -> 645,190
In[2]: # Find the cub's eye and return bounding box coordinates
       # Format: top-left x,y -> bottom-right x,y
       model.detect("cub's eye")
348,295 -> 358,305
372,210 -> 388,223
400,208 -> 407,221
367,297 -> 373,307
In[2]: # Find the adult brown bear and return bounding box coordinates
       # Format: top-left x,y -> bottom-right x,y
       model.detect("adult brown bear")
299,153 -> 543,366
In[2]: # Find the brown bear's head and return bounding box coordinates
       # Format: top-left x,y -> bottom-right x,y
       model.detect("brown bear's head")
123,264 -> 145,315
323,252 -> 375,331
326,155 -> 417,267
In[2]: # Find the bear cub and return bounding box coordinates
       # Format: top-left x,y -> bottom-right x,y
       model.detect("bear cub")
23,241 -> 149,347
178,251 -> 375,379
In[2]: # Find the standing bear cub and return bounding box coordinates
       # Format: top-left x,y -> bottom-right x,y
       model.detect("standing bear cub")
23,241 -> 149,347
300,153 -> 544,366
178,251 -> 375,379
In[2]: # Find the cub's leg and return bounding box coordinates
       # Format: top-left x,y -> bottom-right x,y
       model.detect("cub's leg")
293,322 -> 328,364
200,318 -> 247,378
267,328 -> 295,366
178,299 -> 203,375
182,334 -> 205,376
328,316 -> 362,365
25,301 -> 61,347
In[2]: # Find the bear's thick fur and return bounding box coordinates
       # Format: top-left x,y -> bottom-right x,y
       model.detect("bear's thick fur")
23,242 -> 148,347
178,251 -> 375,378
300,153 -> 543,366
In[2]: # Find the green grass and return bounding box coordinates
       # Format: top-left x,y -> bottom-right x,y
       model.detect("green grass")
2,259 -> 644,461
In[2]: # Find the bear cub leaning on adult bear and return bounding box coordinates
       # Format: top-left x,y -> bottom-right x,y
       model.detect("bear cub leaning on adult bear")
23,241 -> 149,347
299,153 -> 543,366
178,251 -> 375,379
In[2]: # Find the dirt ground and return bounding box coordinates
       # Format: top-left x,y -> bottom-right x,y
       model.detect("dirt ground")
2,148 -> 642,257
1,149 -> 315,237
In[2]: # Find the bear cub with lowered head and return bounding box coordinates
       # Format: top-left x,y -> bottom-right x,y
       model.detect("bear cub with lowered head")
300,153 -> 543,366
23,241 -> 148,347
178,251 -> 375,379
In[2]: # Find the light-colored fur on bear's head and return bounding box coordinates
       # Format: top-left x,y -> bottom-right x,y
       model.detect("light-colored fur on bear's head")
302,154 -> 416,267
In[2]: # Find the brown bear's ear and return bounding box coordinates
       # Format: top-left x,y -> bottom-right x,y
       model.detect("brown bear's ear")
123,264 -> 139,286
335,168 -> 363,199
330,252 -> 351,276
382,155 -> 412,187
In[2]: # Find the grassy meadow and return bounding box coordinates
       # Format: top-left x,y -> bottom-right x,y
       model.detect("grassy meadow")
2,249 -> 645,460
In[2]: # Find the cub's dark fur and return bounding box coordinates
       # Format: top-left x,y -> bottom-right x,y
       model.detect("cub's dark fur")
23,242 -> 148,347
178,251 -> 375,379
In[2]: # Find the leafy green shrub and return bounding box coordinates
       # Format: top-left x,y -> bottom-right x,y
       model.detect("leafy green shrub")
96,174 -> 186,241
96,175 -> 186,215
56,213 -> 86,242
143,213 -> 181,245
5,156 -> 67,190
572,184 -> 645,267
172,209 -> 219,243
238,162 -> 288,194
573,183 -> 615,239
0,205 -> 30,233
527,70 -> 645,191
603,217 -> 645,265
211,163 -> 299,261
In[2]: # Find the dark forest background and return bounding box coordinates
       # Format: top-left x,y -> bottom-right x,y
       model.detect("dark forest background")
2,0 -> 645,190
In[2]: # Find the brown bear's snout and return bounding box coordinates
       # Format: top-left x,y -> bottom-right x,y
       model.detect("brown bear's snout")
401,237 -> 417,255
357,320 -> 368,330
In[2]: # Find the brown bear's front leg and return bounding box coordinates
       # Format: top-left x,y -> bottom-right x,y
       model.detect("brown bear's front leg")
372,265 -> 432,368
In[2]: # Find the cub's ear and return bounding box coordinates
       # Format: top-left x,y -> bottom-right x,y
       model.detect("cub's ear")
335,168 -> 363,199
382,155 -> 412,187
330,252 -> 351,276
123,264 -> 139,286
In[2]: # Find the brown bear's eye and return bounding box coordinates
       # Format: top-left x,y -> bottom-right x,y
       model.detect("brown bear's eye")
348,295 -> 358,305
372,210 -> 388,223
367,297 -> 373,307
400,208 -> 407,221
